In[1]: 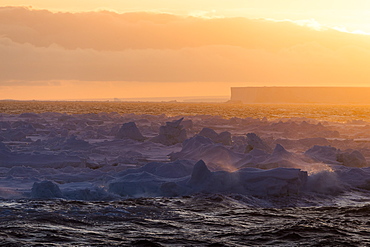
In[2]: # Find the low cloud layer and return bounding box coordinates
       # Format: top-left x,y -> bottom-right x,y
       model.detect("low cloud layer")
1,36 -> 369,84
1,7 -> 370,99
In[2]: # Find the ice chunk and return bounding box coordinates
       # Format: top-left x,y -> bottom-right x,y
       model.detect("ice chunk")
235,148 -> 270,168
115,122 -> 145,141
19,113 -> 40,119
62,187 -> 117,201
305,145 -> 340,164
218,131 -> 232,145
0,152 -> 83,168
188,160 -> 211,186
31,181 -> 63,199
198,128 -> 232,145
178,135 -> 214,151
160,182 -> 180,197
7,166 -> 40,177
237,167 -> 308,196
306,170 -> 344,194
275,137 -> 330,152
169,136 -> 244,171
270,144 -> 292,159
116,160 -> 194,178
254,144 -> 295,169
4,131 -> 30,142
63,136 -> 90,150
181,119 -> 193,130
198,128 -> 218,141
0,121 -> 11,130
245,133 -> 272,153
108,172 -> 165,197
335,166 -> 370,190
186,161 -> 308,196
336,150 -> 367,167
305,146 -> 367,167
151,118 -> 187,145
0,141 -> 10,153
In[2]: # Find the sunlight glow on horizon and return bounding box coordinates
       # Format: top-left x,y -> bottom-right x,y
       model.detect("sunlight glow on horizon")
2,1 -> 370,100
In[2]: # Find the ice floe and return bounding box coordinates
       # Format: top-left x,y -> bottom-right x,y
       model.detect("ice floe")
0,112 -> 369,205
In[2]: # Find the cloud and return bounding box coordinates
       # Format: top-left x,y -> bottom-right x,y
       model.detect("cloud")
2,36 -> 370,86
2,6 -> 370,52
1,6 -> 370,92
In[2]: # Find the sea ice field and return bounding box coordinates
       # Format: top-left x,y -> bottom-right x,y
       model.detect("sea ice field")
0,102 -> 370,246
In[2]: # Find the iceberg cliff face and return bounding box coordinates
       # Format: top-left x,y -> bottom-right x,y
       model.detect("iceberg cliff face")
231,87 -> 370,104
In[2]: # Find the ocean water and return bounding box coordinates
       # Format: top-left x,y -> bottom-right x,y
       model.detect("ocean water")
1,101 -> 370,246
1,196 -> 370,246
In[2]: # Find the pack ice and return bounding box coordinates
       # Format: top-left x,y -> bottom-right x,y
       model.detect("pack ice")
0,112 -> 369,205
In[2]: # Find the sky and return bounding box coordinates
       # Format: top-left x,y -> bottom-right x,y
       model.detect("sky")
1,1 -> 370,100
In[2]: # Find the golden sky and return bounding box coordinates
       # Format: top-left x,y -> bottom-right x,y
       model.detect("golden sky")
1,1 -> 370,100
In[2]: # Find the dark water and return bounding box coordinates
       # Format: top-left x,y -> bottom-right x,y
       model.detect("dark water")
1,195 -> 370,247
